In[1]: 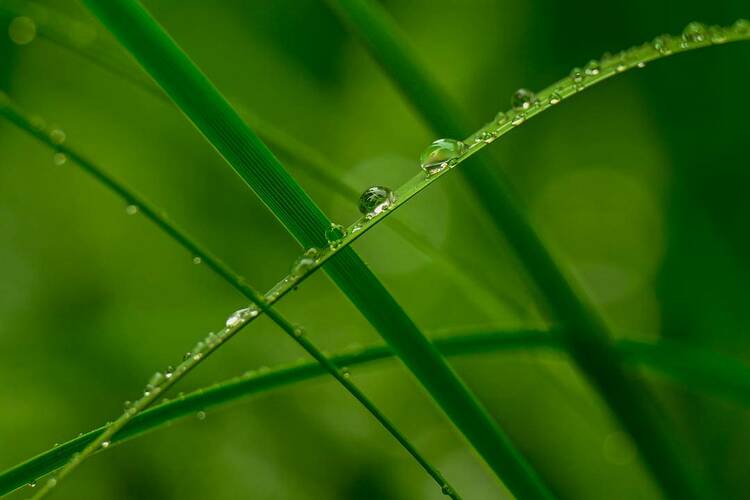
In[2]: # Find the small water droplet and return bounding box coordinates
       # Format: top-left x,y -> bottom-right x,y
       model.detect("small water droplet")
419,138 -> 466,175
637,61 -> 646,68
293,326 -> 305,338
49,128 -> 66,145
291,250 -> 318,276
441,484 -> 454,496
165,365 -> 175,379
183,351 -> 192,361
682,22 -> 707,44
147,371 -> 165,389
494,111 -> 507,125
52,152 -> 67,166
548,90 -> 562,105
584,60 -> 601,76
510,112 -> 525,126
652,35 -> 672,54
358,186 -> 395,217
734,19 -> 750,35
46,478 -> 57,488
511,88 -> 537,110
225,307 -> 257,327
123,400 -> 132,410
192,256 -> 202,265
8,16 -> 36,45
101,440 -> 110,448
196,411 -> 206,420
570,67 -> 584,83
325,222 -> 347,245
477,130 -> 495,144
341,367 -> 351,379
708,25 -> 727,44
125,204 -> 138,215
28,480 -> 37,488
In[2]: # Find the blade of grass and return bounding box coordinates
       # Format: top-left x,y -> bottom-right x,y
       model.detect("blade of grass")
0,98 -> 463,500
69,1 -> 555,499
323,2 -> 745,498
0,0 -> 526,322
5,327 -> 750,496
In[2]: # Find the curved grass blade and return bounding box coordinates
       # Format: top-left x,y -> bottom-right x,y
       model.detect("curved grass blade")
321,3 -> 750,497
77,1 -> 554,499
5,328 -> 750,496
0,0 -> 525,321
0,99 -> 462,500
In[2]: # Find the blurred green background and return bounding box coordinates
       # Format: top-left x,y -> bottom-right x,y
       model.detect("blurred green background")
1,0 -> 748,498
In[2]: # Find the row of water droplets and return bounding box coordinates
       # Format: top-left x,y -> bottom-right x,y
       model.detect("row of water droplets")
275,20 -> 750,310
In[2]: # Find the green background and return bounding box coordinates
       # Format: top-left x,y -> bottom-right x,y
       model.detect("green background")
0,0 -> 748,498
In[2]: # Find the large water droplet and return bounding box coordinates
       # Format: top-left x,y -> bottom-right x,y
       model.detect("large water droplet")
8,16 -> 36,45
225,306 -> 259,328
290,250 -> 317,276
652,35 -> 672,54
511,88 -> 536,110
358,186 -> 395,217
682,22 -> 707,44
419,138 -> 466,175
325,222 -> 347,246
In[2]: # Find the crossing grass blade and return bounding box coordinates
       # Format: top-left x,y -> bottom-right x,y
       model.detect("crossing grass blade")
4,327 -> 750,496
74,1 -> 554,498
323,1 -> 724,497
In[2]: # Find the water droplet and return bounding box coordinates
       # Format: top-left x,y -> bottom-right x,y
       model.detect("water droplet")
196,411 -> 206,420
341,367 -> 351,379
652,35 -> 672,54
494,111 -> 507,125
290,250 -> 318,276
293,326 -> 305,338
125,204 -> 138,215
325,222 -> 347,245
734,19 -> 750,35
28,480 -> 37,488
358,186 -> 395,217
46,478 -> 57,488
709,26 -> 727,44
8,16 -> 36,45
101,440 -> 110,448
510,112 -> 525,126
192,256 -> 202,265
637,61 -> 646,68
682,22 -> 707,44
49,128 -> 66,145
584,60 -> 601,76
165,366 -> 174,379
147,371 -> 165,389
548,90 -> 562,105
183,351 -> 192,361
225,307 -> 257,327
52,152 -> 67,166
419,138 -> 466,175
570,67 -> 584,83
441,484 -> 454,496
511,88 -> 537,110
123,400 -> 132,410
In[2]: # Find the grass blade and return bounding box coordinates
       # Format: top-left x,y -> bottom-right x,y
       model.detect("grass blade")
0,98 -> 463,499
5,327 -> 750,496
323,2 -> 746,497
71,1 -> 554,498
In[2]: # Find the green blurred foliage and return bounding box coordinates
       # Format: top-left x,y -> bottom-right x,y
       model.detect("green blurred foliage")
0,0 -> 747,498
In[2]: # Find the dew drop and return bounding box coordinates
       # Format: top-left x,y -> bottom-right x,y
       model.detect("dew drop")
293,326 -> 305,338
584,60 -> 601,76
511,88 -> 537,110
196,411 -> 206,420
682,22 -> 707,44
290,250 -> 318,277
52,152 -> 67,166
419,138 -> 466,175
325,222 -> 347,245
123,400 -> 132,410
709,25 -> 727,44
165,365 -> 175,379
192,256 -> 202,265
358,186 -> 395,217
49,128 -> 66,145
652,35 -> 672,54
548,90 -> 562,105
46,478 -> 57,488
8,16 -> 36,45
441,484 -> 454,497
101,440 -> 110,448
477,131 -> 495,144
637,61 -> 646,68
510,112 -> 525,126
734,19 -> 750,35
28,480 -> 37,488
225,307 -> 257,327
147,371 -> 165,389
341,367 -> 351,379
494,111 -> 507,125
125,204 -> 138,215
570,67 -> 584,83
